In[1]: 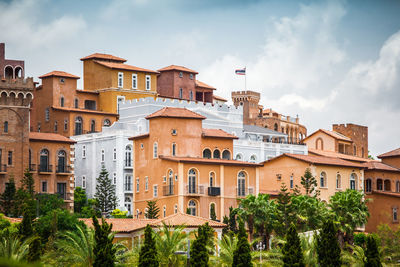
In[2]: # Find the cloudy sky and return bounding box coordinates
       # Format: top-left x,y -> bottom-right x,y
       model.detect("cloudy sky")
1,0 -> 400,156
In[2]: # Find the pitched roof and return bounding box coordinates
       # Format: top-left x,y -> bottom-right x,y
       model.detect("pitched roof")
202,129 -> 238,139
39,71 -> 80,79
158,65 -> 198,74
213,95 -> 227,102
128,133 -> 149,140
378,148 -> 400,158
79,218 -> 155,233
80,53 -> 127,62
303,129 -> 352,142
94,60 -> 159,74
363,161 -> 400,172
150,212 -> 226,228
266,153 -> 365,168
29,132 -> 76,144
308,148 -> 371,163
51,106 -> 118,116
159,155 -> 263,167
195,80 -> 216,90
145,107 -> 205,120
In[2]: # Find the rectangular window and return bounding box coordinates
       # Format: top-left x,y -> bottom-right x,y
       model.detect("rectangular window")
54,121 -> 58,132
290,175 -> 294,189
179,88 -> 183,98
101,149 -> 105,162
82,145 -> 86,159
145,177 -> 149,191
82,176 -> 86,189
64,119 -> 68,131
189,91 -> 193,100
113,148 -> 117,161
153,185 -> 158,197
45,108 -> 50,121
153,143 -> 158,158
42,181 -> 47,192
117,96 -> 125,114
145,75 -> 151,90
113,173 -> 116,185
136,178 -> 139,193
118,72 -> 124,88
132,74 -> 137,89
393,207 -> 398,222
7,151 -> 12,165
172,143 -> 176,156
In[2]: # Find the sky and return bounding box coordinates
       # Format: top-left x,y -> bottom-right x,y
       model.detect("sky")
1,0 -> 400,157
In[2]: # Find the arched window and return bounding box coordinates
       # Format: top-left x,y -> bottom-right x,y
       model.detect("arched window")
209,172 -> 215,187
188,169 -> 196,194
250,155 -> 257,163
237,171 -> 246,196
90,120 -> 96,133
213,149 -> 220,159
57,150 -> 66,173
203,149 -> 211,159
222,150 -> 231,160
167,170 -> 174,195
54,121 -> 58,132
153,142 -> 158,158
14,67 -> 23,78
210,203 -> 216,220
377,179 -> 383,190
316,138 -> 324,150
365,179 -> 372,193
74,117 -> 83,135
74,98 -> 79,108
188,200 -> 196,216
350,173 -> 357,190
336,174 -> 341,189
384,180 -> 391,191
103,119 -> 111,127
174,204 -> 178,214
235,154 -> 242,160
320,172 -> 327,188
274,123 -> 278,131
60,96 -> 64,107
4,121 -> 8,133
39,149 -> 49,172
4,66 -> 13,79
125,145 -> 132,167
396,181 -> 400,193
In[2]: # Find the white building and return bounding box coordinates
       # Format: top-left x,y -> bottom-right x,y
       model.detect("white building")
73,97 -> 307,214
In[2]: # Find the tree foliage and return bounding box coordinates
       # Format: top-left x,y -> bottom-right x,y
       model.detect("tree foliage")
36,194 -> 64,217
18,209 -> 33,241
139,225 -> 158,267
210,203 -> 216,221
27,236 -> 41,263
190,223 -> 210,267
282,224 -> 304,267
74,187 -> 88,214
145,200 -> 160,219
365,235 -> 382,267
1,177 -> 16,216
232,221 -> 252,267
316,220 -> 341,266
300,168 -> 319,196
228,206 -> 238,235
93,216 -> 116,267
275,184 -> 295,236
154,223 -> 187,266
94,167 -> 118,214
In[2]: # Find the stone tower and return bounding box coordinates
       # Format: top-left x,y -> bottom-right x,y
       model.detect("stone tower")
231,91 -> 261,125
333,123 -> 368,158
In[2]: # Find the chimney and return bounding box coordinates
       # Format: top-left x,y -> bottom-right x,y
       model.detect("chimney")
0,43 -> 5,62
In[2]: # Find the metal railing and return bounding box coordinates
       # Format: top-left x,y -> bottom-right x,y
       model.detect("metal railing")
185,185 -> 205,195
56,165 -> 72,174
38,164 -> 52,173
208,187 -> 221,196
163,184 -> 175,196
124,183 -> 133,192
236,187 -> 254,197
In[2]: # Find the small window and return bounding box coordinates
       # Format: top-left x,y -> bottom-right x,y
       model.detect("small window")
145,75 -> 151,90
163,176 -> 166,183
113,148 -> 117,161
172,143 -> 176,156
118,72 -> 124,88
190,73 -> 193,79
213,149 -> 220,159
113,173 -> 116,185
336,174 -> 342,189
4,121 -> 8,133
7,151 -> 12,165
365,178 -> 372,193
290,175 -> 294,189
104,119 -> 111,127
320,172 -> 327,188
54,121 -> 58,132
132,73 -> 137,89
179,88 -> 183,98
140,143 -> 144,149
163,206 -> 166,217
350,173 -> 357,190
101,149 -> 105,162
179,72 -> 183,78
153,185 -> 158,197
235,154 -> 242,160
393,207 -> 398,222
74,98 -> 79,108
60,78 -> 65,83
60,96 -> 64,107
276,174 -> 282,180
189,91 -> 193,100
171,129 -> 177,135
42,181 -> 47,192
136,178 -> 140,193
175,174 -> 178,182
82,176 -> 86,189
45,108 -> 50,121
82,145 -> 86,159
174,204 -> 178,214
145,177 -> 149,191
64,119 -> 68,131
38,123 -> 41,132
250,155 -> 256,163
153,142 -> 158,158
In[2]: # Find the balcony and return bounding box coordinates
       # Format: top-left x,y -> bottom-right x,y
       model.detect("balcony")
28,164 -> 36,172
185,185 -> 205,196
124,183 -> 133,193
236,187 -> 254,197
38,165 -> 52,174
56,165 -> 72,175
208,187 -> 221,196
124,161 -> 133,169
0,164 -> 6,174
163,184 -> 175,196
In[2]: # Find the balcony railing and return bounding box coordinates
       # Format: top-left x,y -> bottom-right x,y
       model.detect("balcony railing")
124,161 -> 133,168
58,192 -> 73,201
185,185 -> 205,195
0,164 -> 7,173
163,184 -> 175,196
28,164 -> 36,172
38,164 -> 52,173
56,165 -> 72,174
236,187 -> 254,197
124,183 -> 133,192
208,187 -> 221,196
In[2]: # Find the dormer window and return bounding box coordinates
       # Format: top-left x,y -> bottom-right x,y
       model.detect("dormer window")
179,72 -> 183,78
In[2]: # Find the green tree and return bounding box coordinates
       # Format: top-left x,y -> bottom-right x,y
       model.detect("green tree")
282,224 -> 304,267
13,171 -> 36,218
111,209 -> 128,218
365,235 -> 382,267
0,177 -> 16,216
232,221 -> 252,267
290,194 -> 328,231
275,184 -> 294,236
79,199 -> 101,218
94,167 -> 118,214
74,187 -> 88,214
236,195 -> 256,240
316,220 -> 341,266
210,203 -> 217,221
300,168 -> 318,196
145,200 -> 160,219
210,234 -> 237,266
36,194 -> 64,216
221,215 -> 229,236
376,224 -> 400,263
18,209 -> 33,241
154,223 -> 187,266
93,216 -> 116,267
139,225 -> 158,267
0,230 -> 30,261
21,170 -> 35,197
190,224 -> 210,267
27,236 -> 41,263
228,206 -> 238,234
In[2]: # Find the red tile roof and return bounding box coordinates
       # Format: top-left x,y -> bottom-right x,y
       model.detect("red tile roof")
79,218 -> 155,233
159,155 -> 263,166
94,60 -> 159,74
158,65 -> 198,74
308,148 -> 372,163
80,53 -> 127,62
195,80 -> 216,90
76,89 -> 99,95
145,107 -> 205,120
39,71 -> 80,79
51,106 -> 118,116
304,129 -> 352,142
363,161 -> 400,172
378,148 -> 400,158
29,132 -> 76,144
213,95 -> 227,102
202,129 -> 238,139
150,212 -> 226,228
266,153 -> 365,168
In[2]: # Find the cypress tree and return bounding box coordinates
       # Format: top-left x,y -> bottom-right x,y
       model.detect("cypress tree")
316,220 -> 341,266
18,209 -> 33,241
222,215 -> 229,236
210,203 -> 217,221
138,225 -> 158,267
94,167 -> 118,214
232,221 -> 252,267
276,184 -> 294,236
300,167 -> 318,196
282,224 -> 304,267
0,177 -> 16,216
190,224 -> 209,267
365,235 -> 382,267
228,206 -> 238,234
145,200 -> 160,219
93,216 -> 116,267
27,235 -> 42,262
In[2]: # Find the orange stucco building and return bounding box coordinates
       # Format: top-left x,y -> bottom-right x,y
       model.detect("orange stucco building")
129,107 -> 262,220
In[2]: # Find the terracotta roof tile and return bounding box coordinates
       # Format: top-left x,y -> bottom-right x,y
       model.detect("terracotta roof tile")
29,132 -> 76,144
4,216 -> 22,224
94,60 -> 159,74
80,53 -> 127,62
308,148 -> 372,163
51,106 -> 118,116
160,155 -> 263,166
363,161 -> 400,172
76,89 -> 99,95
39,71 -> 80,79
267,153 -> 365,168
213,95 -> 227,102
369,190 -> 400,198
304,129 -> 352,142
149,212 -> 226,228
202,129 -> 238,139
378,148 -> 400,158
145,107 -> 205,120
195,80 -> 216,90
158,65 -> 198,74
79,218 -> 155,233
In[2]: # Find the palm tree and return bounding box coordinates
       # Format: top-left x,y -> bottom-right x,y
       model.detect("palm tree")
341,245 -> 366,267
0,230 -> 30,261
154,223 -> 187,267
210,234 -> 237,267
236,194 -> 256,240
300,235 -> 318,267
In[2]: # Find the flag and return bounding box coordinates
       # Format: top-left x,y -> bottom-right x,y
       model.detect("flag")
235,68 -> 246,75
